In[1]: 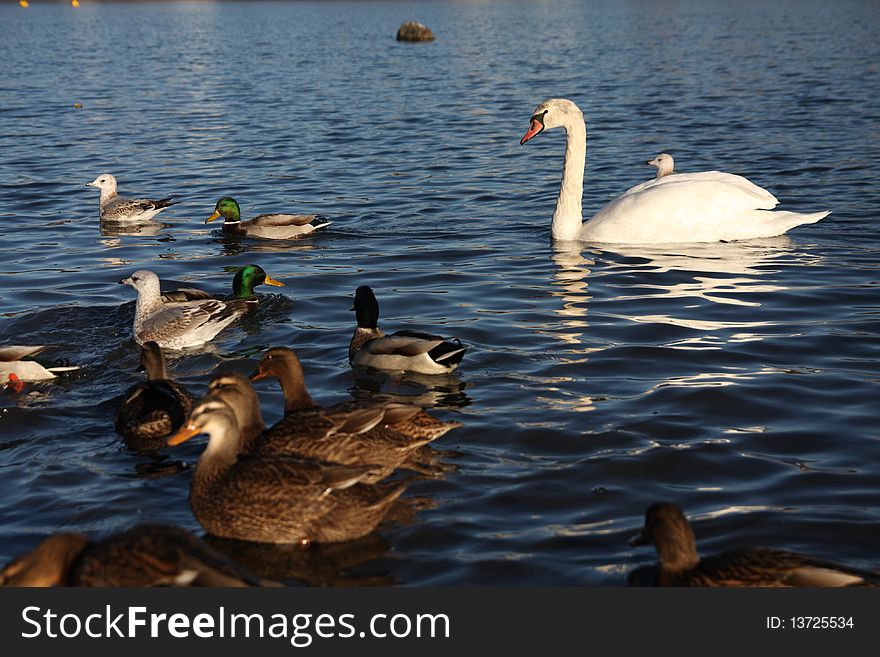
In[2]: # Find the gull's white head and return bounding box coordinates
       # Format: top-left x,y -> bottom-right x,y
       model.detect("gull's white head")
647,153 -> 674,178
118,269 -> 161,297
86,173 -> 118,196
520,98 -> 585,145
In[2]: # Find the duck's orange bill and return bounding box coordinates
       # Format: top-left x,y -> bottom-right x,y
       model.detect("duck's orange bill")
205,210 -> 222,223
264,275 -> 285,287
249,369 -> 266,382
520,119 -> 543,145
167,423 -> 202,447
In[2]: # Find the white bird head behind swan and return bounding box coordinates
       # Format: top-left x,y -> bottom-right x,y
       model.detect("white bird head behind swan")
520,98 -> 829,243
647,153 -> 675,178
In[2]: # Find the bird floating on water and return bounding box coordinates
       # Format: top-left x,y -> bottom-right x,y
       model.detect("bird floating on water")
627,502 -> 880,587
349,286 -> 467,375
520,98 -> 829,242
166,397 -> 406,545
119,270 -> 249,350
114,341 -> 195,452
206,197 -> 331,240
0,524 -> 269,587
0,345 -> 79,384
87,174 -> 177,222
161,264 -> 284,306
247,347 -> 460,481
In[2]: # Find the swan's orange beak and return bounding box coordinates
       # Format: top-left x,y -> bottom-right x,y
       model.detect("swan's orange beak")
520,119 -> 544,145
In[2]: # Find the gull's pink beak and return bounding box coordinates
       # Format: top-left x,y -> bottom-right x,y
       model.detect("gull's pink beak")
520,119 -> 543,145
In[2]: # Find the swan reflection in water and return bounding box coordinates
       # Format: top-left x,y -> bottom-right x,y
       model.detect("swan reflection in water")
548,236 -> 821,342
538,238 -> 822,410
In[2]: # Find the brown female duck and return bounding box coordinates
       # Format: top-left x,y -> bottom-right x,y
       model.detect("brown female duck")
115,341 -> 195,451
0,524 -> 266,587
249,347 -> 460,481
167,397 -> 404,545
628,502 -> 879,587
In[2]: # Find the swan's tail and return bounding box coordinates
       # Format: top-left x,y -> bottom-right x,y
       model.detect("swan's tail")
751,210 -> 830,238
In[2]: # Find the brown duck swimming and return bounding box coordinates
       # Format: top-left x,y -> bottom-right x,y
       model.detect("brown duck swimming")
249,347 -> 460,481
628,502 -> 880,587
0,524 -> 267,587
206,371 -> 266,451
167,397 -> 405,545
115,341 -> 195,451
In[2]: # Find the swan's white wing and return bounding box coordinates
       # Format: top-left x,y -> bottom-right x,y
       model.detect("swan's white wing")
622,171 -> 778,207
580,172 -> 822,243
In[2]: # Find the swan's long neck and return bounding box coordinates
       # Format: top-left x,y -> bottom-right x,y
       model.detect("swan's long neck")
551,119 -> 586,241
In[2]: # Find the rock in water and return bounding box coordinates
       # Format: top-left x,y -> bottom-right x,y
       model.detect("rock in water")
396,21 -> 436,43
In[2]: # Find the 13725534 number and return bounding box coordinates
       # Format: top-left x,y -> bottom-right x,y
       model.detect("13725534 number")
790,617 -> 854,629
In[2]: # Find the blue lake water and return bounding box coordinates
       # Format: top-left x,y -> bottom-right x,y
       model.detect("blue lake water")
0,0 -> 878,585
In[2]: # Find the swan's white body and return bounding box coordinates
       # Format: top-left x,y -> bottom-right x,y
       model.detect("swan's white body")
521,99 -> 829,244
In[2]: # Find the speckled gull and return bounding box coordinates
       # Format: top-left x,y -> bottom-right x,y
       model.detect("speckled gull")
647,153 -> 675,178
119,270 -> 249,350
87,174 -> 177,221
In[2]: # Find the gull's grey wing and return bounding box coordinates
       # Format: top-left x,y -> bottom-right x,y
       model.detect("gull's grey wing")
102,196 -> 176,221
138,301 -> 232,342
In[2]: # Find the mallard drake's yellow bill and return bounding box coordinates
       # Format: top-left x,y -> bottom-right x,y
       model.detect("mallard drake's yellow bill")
205,210 -> 222,223
167,423 -> 202,447
263,275 -> 285,287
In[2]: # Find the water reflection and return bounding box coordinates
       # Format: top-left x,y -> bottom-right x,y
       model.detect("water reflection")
349,367 -> 471,410
214,232 -> 324,257
547,241 -> 593,345
99,219 -> 174,238
205,532 -> 395,587
593,236 -> 822,342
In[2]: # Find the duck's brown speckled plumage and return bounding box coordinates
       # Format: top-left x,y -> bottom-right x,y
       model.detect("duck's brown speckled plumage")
629,502 -> 880,587
114,341 -> 195,451
168,398 -> 404,545
249,347 -> 460,482
0,525 -> 267,587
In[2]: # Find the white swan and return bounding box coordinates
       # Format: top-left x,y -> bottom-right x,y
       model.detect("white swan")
647,153 -> 675,178
520,99 -> 830,243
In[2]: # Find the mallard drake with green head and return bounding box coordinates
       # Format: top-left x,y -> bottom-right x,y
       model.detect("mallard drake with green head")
120,270 -> 250,349
162,265 -> 285,305
206,197 -> 331,240
249,347 -> 459,481
0,524 -> 267,587
0,345 -> 79,384
167,397 -> 405,545
115,341 -> 195,451
628,502 -> 880,587
349,286 -> 467,375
